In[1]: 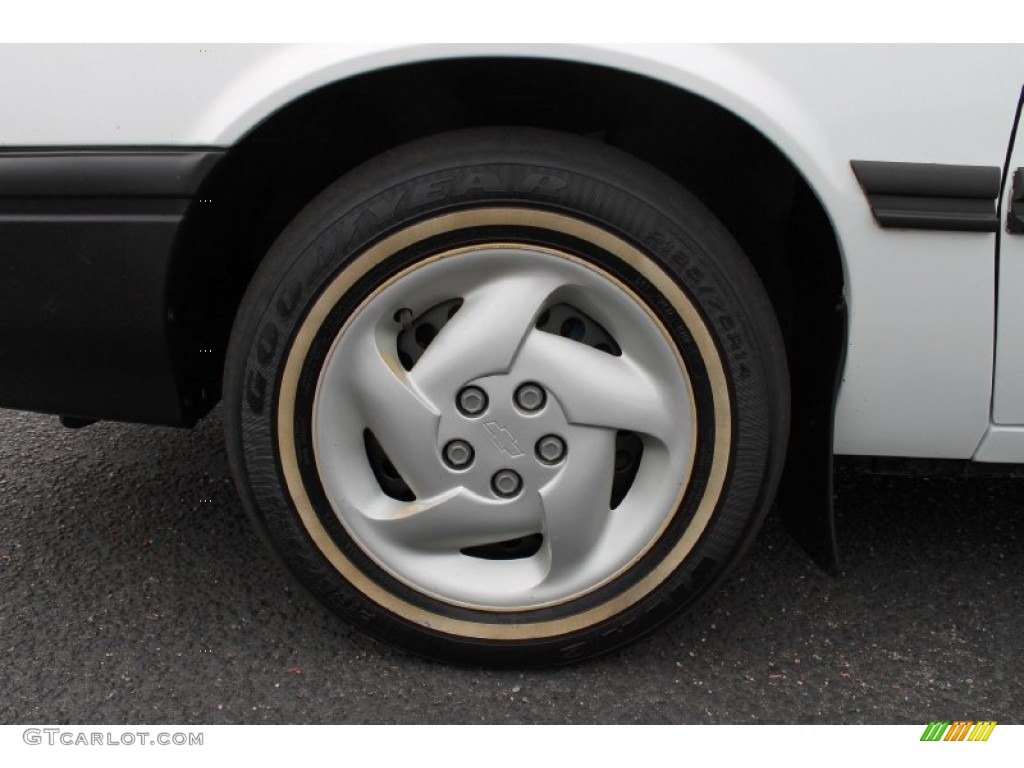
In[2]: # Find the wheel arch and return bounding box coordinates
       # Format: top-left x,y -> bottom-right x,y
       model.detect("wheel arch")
168,53 -> 845,570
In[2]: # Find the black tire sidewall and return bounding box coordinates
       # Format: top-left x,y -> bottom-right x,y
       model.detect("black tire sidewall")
224,128 -> 789,666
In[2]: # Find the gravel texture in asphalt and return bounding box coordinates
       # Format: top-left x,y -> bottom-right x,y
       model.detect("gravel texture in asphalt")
0,407 -> 1020,724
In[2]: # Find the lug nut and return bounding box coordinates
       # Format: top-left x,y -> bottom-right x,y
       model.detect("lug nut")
394,307 -> 413,328
456,386 -> 488,416
536,435 -> 566,465
491,469 -> 523,498
514,382 -> 546,412
443,440 -> 474,469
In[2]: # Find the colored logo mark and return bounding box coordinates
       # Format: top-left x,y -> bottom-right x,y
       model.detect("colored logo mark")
920,721 -> 996,742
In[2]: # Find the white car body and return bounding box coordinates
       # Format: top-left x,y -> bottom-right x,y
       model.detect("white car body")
6,41 -> 1024,663
2,43 -> 1021,461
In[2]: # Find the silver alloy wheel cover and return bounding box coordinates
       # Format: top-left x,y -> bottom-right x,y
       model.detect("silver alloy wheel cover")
311,245 -> 696,610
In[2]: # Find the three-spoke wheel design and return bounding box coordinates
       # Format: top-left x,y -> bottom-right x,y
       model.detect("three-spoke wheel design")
225,128 -> 788,665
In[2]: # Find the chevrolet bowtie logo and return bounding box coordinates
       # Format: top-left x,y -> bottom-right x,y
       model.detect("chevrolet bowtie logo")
483,421 -> 524,458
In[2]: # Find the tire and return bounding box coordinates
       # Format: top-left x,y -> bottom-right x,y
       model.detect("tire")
224,127 -> 789,666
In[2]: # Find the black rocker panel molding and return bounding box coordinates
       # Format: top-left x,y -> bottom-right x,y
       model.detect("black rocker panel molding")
0,150 -> 223,425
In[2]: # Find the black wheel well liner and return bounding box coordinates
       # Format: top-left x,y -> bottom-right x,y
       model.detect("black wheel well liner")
168,56 -> 845,570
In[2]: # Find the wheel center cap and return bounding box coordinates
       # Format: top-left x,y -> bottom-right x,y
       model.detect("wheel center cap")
437,373 -> 571,500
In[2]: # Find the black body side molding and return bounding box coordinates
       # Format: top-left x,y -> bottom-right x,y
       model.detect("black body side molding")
1008,169 -> 1024,234
0,149 -> 224,426
0,150 -> 221,197
850,160 -> 1002,232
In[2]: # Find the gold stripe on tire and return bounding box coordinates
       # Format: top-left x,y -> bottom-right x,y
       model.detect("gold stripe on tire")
276,208 -> 732,641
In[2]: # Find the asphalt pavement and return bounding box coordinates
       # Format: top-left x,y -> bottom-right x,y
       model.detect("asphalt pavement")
0,407 -> 1020,724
